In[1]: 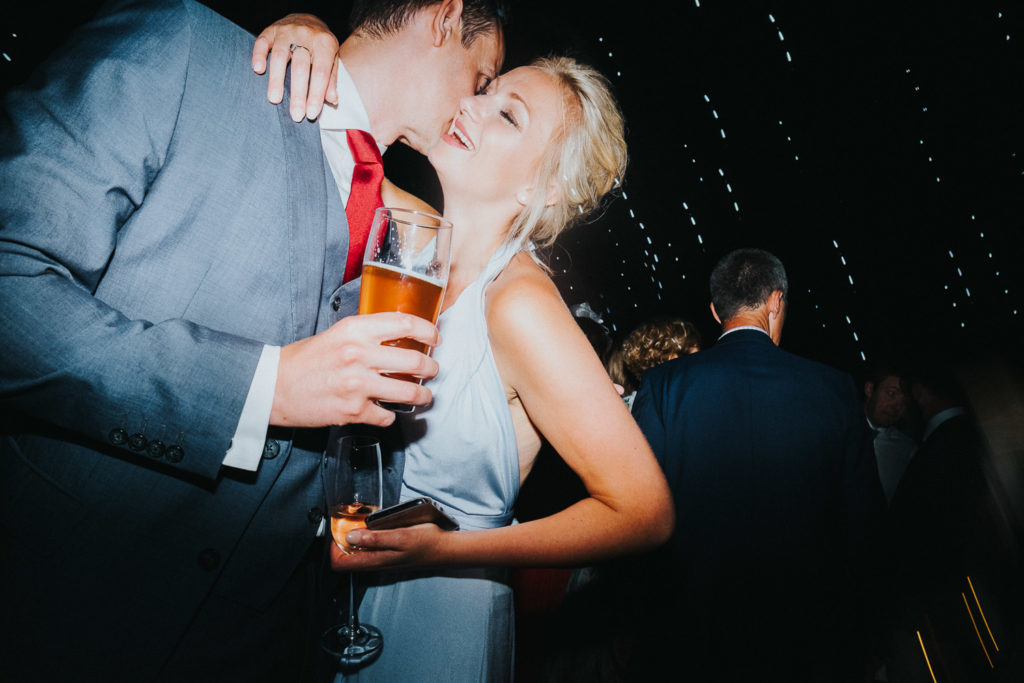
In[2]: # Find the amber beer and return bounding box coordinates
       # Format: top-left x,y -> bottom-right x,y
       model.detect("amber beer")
359,262 -> 445,382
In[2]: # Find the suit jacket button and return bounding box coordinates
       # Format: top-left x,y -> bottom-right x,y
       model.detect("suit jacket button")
197,548 -> 220,571
263,439 -> 280,460
331,295 -> 342,312
128,433 -> 147,451
109,428 -> 128,446
307,507 -> 324,524
146,440 -> 166,459
166,445 -> 185,463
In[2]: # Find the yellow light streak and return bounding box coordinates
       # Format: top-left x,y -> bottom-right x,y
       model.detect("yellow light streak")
962,592 -> 994,668
916,630 -> 938,683
967,575 -> 999,652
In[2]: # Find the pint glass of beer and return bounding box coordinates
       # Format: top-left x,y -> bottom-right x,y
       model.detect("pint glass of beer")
359,207 -> 452,412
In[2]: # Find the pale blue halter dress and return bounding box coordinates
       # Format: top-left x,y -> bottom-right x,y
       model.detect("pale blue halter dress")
344,241 -> 522,682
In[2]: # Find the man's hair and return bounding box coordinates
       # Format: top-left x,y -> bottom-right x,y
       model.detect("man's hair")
863,359 -> 906,391
709,248 -> 788,321
349,0 -> 506,47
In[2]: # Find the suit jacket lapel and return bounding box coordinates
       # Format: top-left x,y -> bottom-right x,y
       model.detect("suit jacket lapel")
277,105 -> 328,342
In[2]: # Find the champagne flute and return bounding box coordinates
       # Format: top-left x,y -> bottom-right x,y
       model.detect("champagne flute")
320,435 -> 384,669
359,207 -> 452,412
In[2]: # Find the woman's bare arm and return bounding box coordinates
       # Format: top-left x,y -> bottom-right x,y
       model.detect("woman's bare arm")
334,259 -> 674,570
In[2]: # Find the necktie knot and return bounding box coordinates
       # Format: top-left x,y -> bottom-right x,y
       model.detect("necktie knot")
347,129 -> 383,166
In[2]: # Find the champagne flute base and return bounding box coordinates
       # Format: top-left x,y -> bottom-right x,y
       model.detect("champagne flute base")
321,623 -> 384,670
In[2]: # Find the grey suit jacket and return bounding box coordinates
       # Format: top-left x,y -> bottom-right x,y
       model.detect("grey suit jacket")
0,0 -> 359,677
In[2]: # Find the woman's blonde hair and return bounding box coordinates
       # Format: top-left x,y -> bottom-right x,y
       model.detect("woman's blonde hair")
506,56 -> 627,248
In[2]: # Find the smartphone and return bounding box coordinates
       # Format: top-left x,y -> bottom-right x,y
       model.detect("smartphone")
365,497 -> 460,531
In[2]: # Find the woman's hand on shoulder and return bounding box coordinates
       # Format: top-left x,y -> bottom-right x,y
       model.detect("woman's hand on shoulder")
251,13 -> 339,123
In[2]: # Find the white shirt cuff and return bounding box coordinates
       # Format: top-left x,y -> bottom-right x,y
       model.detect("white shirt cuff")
222,345 -> 281,471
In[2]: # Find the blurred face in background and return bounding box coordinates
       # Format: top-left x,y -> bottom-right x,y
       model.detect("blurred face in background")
865,375 -> 908,427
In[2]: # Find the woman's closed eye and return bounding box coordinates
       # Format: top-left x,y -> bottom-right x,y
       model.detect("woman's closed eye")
501,109 -> 519,129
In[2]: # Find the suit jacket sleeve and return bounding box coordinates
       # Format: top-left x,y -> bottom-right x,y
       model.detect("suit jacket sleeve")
632,368 -> 670,470
0,0 -> 265,480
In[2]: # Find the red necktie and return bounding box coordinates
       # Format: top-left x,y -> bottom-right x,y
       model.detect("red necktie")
344,129 -> 384,283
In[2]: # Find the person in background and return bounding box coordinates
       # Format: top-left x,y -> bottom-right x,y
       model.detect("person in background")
632,248 -> 884,681
862,362 -> 918,503
617,316 -> 702,409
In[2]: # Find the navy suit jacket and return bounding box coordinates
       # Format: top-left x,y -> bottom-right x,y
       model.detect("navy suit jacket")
632,329 -> 883,677
0,1 -> 361,678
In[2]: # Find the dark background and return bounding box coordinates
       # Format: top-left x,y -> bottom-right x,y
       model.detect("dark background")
4,0 -> 1022,377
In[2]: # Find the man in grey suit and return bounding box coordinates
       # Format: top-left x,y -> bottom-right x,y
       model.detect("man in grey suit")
0,0 -> 503,680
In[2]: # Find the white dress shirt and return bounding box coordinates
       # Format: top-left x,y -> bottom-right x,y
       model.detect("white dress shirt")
223,60 -> 386,471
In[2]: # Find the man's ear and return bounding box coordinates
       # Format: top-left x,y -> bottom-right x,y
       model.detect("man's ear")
767,289 -> 784,316
710,302 -> 721,325
431,0 -> 465,47
864,381 -> 875,400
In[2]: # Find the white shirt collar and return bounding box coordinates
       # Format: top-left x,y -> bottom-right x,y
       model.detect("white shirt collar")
319,60 -> 377,138
922,406 -> 967,442
317,59 -> 387,205
718,325 -> 769,340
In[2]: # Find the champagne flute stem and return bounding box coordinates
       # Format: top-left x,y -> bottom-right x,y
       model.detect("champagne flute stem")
348,573 -> 358,637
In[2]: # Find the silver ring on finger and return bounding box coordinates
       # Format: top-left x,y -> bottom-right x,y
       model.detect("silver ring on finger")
289,43 -> 311,55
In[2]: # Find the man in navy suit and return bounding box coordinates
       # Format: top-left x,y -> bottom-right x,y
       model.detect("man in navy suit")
0,1 -> 502,680
631,248 -> 883,681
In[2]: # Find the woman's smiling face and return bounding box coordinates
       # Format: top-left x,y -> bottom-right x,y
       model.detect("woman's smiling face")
429,66 -> 565,209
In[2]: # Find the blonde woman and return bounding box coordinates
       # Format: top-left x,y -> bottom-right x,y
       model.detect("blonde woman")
259,19 -> 674,681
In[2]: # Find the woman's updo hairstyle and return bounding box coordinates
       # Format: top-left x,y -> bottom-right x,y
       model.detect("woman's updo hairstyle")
506,56 -> 627,248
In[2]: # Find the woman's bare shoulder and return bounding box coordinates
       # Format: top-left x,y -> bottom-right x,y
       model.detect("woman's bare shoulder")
487,253 -> 562,321
380,179 -> 438,215
485,252 -> 580,363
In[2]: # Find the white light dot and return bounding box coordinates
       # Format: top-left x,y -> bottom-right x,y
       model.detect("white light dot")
778,30 -> 785,41
785,51 -> 792,62
2,53 -> 10,63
